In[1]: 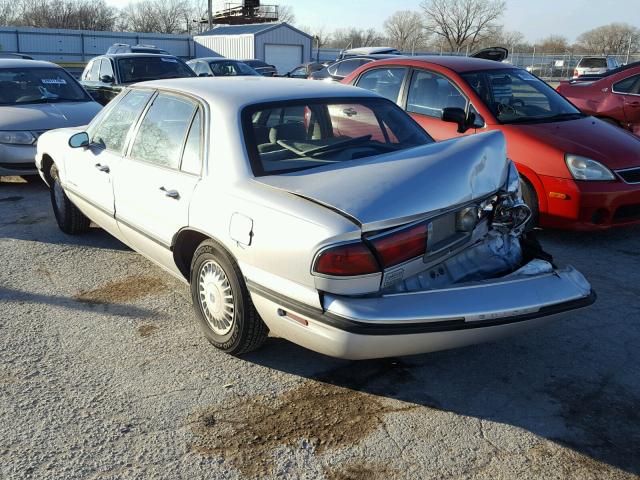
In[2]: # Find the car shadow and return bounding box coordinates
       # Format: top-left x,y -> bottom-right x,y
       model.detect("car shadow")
243,325 -> 639,475
241,224 -> 640,475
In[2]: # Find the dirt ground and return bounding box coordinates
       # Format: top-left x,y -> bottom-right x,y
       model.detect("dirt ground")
1,177 -> 639,479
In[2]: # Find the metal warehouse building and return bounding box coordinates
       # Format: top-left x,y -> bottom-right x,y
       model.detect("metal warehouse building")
193,22 -> 312,75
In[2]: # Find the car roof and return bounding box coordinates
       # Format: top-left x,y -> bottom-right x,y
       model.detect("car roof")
189,57 -> 243,63
133,76 -> 379,107
101,53 -> 179,59
365,55 -> 515,73
0,59 -> 61,69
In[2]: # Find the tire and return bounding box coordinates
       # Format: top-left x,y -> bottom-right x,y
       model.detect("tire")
520,176 -> 539,230
49,164 -> 91,235
190,239 -> 268,355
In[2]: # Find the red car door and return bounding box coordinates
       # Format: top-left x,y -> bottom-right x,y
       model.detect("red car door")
403,68 -> 479,141
613,74 -> 640,135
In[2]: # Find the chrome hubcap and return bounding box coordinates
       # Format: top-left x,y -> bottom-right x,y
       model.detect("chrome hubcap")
198,260 -> 234,335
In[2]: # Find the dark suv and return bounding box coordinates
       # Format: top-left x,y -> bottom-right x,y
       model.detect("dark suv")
80,54 -> 195,105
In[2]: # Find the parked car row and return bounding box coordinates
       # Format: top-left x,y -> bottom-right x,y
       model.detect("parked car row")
4,41 -> 639,360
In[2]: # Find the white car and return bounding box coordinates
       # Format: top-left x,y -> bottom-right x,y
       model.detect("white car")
573,56 -> 620,78
35,77 -> 594,359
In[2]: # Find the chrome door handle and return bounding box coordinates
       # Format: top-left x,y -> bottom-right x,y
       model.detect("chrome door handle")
160,186 -> 180,199
94,163 -> 110,173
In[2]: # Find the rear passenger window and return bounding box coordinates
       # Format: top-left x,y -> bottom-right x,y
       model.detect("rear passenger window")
91,90 -> 152,153
181,110 -> 202,175
356,67 -> 406,102
407,70 -> 467,118
130,94 -> 197,169
613,75 -> 640,94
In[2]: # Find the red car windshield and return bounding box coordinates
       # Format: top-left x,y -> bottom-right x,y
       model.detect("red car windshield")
462,69 -> 583,124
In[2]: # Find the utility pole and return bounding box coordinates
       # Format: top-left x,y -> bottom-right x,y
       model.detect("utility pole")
626,34 -> 632,65
207,0 -> 213,30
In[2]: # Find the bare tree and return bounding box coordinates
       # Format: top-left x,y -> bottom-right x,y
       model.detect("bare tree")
577,23 -> 640,55
278,5 -> 295,24
384,10 -> 428,53
420,0 -> 505,52
299,25 -> 331,48
329,28 -> 385,49
118,0 -> 190,34
9,0 -> 116,30
535,34 -> 570,53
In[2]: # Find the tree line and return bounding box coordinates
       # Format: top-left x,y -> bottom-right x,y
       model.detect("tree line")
0,0 -> 638,55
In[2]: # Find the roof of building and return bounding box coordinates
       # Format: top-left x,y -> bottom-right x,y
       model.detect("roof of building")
132,76 -> 378,109
198,22 -> 312,39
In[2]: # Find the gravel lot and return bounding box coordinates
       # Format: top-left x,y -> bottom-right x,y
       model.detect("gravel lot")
1,177 -> 639,480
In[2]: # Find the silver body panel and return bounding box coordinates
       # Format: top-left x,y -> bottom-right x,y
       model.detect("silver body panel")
35,77 -> 594,359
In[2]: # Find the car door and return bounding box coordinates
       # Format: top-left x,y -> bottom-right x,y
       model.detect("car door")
80,59 -> 101,102
614,74 -> 640,135
403,69 -> 475,141
97,58 -> 121,104
65,89 -> 153,234
113,91 -> 203,270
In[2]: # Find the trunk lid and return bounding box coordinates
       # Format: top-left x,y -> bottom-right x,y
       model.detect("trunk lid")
255,131 -> 508,232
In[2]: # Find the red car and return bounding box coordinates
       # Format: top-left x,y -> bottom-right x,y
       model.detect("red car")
343,56 -> 640,230
556,62 -> 640,137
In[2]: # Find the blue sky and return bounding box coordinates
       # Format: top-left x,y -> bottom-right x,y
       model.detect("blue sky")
105,0 -> 640,43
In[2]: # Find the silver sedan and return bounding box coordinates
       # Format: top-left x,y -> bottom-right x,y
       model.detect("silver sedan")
0,59 -> 101,177
35,77 -> 594,359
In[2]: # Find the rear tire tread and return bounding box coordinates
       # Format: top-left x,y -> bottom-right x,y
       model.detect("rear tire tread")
190,240 -> 268,355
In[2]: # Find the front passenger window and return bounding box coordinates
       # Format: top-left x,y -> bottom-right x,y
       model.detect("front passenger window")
129,94 -> 197,169
91,90 -> 152,153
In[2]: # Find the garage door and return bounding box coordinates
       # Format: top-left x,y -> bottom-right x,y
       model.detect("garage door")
264,44 -> 303,75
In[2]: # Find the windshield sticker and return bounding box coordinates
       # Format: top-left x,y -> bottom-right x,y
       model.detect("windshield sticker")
161,58 -> 177,63
41,78 -> 67,85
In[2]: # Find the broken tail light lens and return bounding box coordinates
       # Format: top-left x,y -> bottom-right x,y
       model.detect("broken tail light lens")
369,223 -> 427,268
314,242 -> 379,276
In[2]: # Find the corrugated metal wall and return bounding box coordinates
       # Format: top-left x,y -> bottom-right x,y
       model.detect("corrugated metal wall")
193,34 -> 254,60
0,27 -> 194,62
254,25 -> 311,63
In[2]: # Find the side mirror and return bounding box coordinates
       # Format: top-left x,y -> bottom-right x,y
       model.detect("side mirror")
198,72 -> 210,77
69,132 -> 89,148
442,107 -> 471,133
99,75 -> 114,84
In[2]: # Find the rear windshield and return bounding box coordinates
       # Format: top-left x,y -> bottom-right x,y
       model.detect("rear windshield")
117,57 -> 195,83
210,60 -> 259,76
0,67 -> 90,105
579,58 -> 607,68
244,98 -> 433,176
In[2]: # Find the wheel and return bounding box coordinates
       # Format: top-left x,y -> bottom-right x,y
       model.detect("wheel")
49,165 -> 91,235
520,176 -> 539,230
190,240 -> 268,355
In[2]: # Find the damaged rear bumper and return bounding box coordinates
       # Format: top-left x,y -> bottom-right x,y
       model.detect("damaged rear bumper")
248,262 -> 595,359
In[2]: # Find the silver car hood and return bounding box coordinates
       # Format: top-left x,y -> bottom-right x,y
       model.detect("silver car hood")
0,101 -> 102,130
256,131 -> 508,231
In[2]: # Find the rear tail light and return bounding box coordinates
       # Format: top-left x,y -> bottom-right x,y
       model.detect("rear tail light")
369,223 -> 427,268
314,241 -> 379,276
